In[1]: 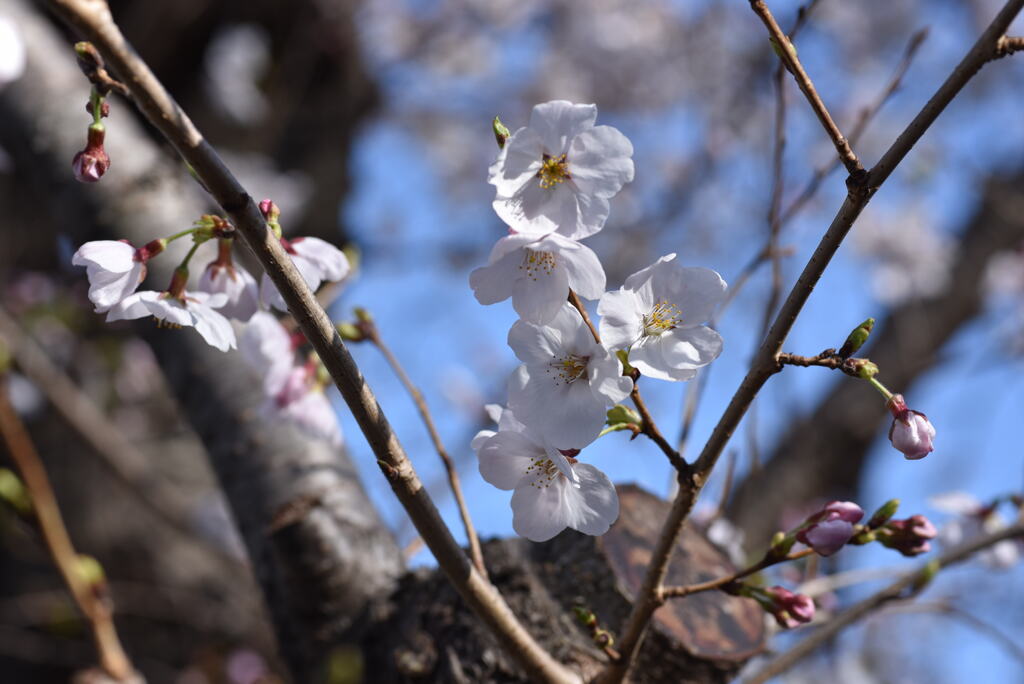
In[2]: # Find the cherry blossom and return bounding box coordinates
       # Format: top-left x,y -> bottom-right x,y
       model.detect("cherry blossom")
930,491 -> 1021,568
198,240 -> 260,322
107,288 -> 236,352
886,394 -> 935,460
72,239 -> 163,313
761,586 -> 815,629
260,236 -> 350,311
489,100 -> 634,240
877,514 -> 937,556
240,311 -> 342,445
598,254 -> 725,381
474,406 -> 618,542
469,231 -> 605,324
507,303 -> 632,449
795,501 -> 863,557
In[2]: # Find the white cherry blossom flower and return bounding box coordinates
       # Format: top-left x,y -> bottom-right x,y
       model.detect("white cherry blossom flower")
107,289 -> 236,352
72,240 -> 152,313
260,236 -> 350,311
598,254 -> 725,382
239,311 -> 296,394
507,303 -> 632,449
929,491 -> 1021,568
490,100 -> 634,240
264,365 -> 342,446
469,231 -> 605,324
240,312 -> 342,445
474,406 -> 618,542
198,241 -> 260,322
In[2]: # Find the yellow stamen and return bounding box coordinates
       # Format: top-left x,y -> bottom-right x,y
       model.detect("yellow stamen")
643,300 -> 682,336
518,250 -> 557,281
524,457 -> 561,489
538,153 -> 570,189
546,354 -> 589,386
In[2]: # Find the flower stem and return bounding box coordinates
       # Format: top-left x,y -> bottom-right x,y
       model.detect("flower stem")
867,376 -> 893,400
166,227 -> 198,243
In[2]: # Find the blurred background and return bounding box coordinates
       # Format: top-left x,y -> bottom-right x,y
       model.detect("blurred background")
0,0 -> 1022,681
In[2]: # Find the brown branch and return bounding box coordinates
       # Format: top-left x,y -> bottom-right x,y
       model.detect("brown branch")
629,382 -> 687,473
0,375 -> 136,680
44,2 -> 577,682
742,521 -> 1024,684
749,0 -> 865,177
597,3 -> 1024,681
568,289 -> 600,343
661,549 -> 814,601
362,319 -> 488,580
778,28 -> 928,227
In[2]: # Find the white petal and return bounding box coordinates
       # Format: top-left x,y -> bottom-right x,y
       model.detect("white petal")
556,237 -> 606,300
624,254 -> 676,291
659,326 -> 723,370
483,404 -> 504,425
142,296 -> 193,327
528,101 -> 597,154
665,267 -> 728,325
86,262 -> 146,312
240,311 -> 295,394
198,264 -> 260,322
562,463 -> 619,536
478,431 -> 544,490
469,253 -> 517,306
507,306 -> 576,364
72,241 -> 135,272
280,389 -> 342,445
597,289 -> 644,351
290,237 -> 350,282
510,259 -> 570,324
488,127 -> 544,197
511,474 -> 574,542
189,303 -> 237,352
588,350 -> 632,403
568,125 -> 635,198
105,291 -> 162,322
471,429 -> 496,452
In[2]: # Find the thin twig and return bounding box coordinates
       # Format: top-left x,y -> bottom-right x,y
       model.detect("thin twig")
0,375 -> 136,680
749,0 -> 865,177
742,521 -> 1024,684
597,4 -> 1024,681
45,2 -> 578,681
0,305 -> 239,566
567,290 -> 686,472
661,548 -> 814,600
629,382 -> 687,473
778,28 -> 929,226
884,601 -> 1024,667
364,321 -> 488,579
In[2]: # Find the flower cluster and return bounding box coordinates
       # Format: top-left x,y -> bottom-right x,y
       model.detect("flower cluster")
470,101 -> 727,541
71,202 -> 349,443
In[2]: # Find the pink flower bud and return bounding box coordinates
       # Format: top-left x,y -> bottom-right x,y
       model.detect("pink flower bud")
72,125 -> 110,183
796,501 -> 863,557
887,394 -> 935,460
879,514 -> 937,556
763,586 -> 815,629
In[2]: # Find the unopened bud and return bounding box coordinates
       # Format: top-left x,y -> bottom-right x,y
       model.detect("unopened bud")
839,317 -> 874,359
0,468 -> 31,515
75,554 -> 105,587
867,499 -> 900,528
493,116 -> 510,149
337,322 -> 365,342
911,559 -> 941,593
71,124 -> 109,183
606,404 -> 640,427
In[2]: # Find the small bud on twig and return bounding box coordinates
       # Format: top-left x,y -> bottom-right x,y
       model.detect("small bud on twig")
839,317 -> 874,359
493,116 -> 510,149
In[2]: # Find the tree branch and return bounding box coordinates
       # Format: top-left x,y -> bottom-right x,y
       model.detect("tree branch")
598,2 -> 1024,680
749,0 -> 865,177
0,374 -> 136,681
43,1 -> 576,681
742,521 -> 1024,684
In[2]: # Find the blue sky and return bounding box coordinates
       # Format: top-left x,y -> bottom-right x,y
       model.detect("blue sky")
323,2 -> 1024,680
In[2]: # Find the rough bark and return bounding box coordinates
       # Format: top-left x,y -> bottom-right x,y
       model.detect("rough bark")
2,1 -> 402,679
728,175 -> 1024,544
363,486 -> 764,683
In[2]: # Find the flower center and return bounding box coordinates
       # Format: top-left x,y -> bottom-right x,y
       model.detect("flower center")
547,354 -> 589,386
519,249 -> 556,280
524,457 -> 560,489
642,300 -> 682,336
537,153 -> 570,189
